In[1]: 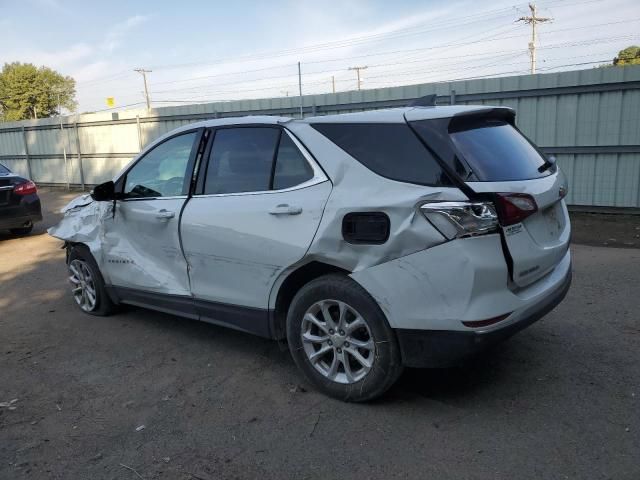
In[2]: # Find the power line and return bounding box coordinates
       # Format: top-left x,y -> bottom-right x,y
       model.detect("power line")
149,53 -> 616,103
146,58 -> 613,107
146,4 -> 523,71
77,30 -> 638,111
74,16 -> 638,98
142,33 -> 636,97
143,18 -> 637,92
87,102 -> 146,113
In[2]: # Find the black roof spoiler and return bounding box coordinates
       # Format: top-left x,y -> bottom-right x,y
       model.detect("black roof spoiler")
407,94 -> 437,107
448,107 -> 516,132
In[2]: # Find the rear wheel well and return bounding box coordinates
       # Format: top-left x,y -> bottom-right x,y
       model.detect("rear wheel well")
271,261 -> 350,340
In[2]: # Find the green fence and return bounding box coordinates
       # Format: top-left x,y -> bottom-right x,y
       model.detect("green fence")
1,65 -> 639,208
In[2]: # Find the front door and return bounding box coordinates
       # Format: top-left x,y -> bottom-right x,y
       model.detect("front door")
103,130 -> 201,296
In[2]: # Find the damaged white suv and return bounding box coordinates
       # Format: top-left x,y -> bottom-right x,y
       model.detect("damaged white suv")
50,105 -> 571,401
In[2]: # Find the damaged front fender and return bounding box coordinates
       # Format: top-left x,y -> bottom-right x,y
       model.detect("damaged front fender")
48,195 -> 113,268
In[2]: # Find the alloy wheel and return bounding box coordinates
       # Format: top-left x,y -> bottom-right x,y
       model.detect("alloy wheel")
301,299 -> 375,384
68,259 -> 97,312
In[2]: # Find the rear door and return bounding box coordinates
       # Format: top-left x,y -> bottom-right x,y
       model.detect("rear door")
409,109 -> 570,288
180,126 -> 331,313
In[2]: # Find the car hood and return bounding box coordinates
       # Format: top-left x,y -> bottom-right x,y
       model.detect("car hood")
59,193 -> 94,213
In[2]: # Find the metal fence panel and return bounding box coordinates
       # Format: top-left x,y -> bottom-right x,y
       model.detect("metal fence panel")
0,65 -> 639,208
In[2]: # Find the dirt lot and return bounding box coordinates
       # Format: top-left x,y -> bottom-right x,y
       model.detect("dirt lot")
1,189 -> 639,479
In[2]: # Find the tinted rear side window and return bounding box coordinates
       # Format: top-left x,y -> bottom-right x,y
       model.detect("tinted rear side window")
204,128 -> 280,194
0,163 -> 10,174
311,123 -> 451,186
273,134 -> 314,190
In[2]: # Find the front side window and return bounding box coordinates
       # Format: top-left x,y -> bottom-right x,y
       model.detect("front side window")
124,132 -> 197,198
203,128 -> 314,195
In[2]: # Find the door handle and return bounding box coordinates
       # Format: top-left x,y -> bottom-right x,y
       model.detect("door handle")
269,204 -> 302,216
155,209 -> 175,220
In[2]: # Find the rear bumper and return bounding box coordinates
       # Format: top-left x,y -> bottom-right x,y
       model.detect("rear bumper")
396,264 -> 572,368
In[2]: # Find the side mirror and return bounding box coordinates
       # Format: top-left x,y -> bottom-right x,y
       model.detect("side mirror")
91,180 -> 116,201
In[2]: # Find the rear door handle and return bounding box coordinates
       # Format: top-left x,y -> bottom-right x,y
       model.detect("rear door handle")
155,209 -> 175,220
269,204 -> 302,216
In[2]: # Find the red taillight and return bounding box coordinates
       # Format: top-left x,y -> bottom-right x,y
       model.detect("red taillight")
494,193 -> 537,226
13,180 -> 37,196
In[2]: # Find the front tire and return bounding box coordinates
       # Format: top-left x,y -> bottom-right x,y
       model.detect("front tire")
286,274 -> 403,402
67,246 -> 115,316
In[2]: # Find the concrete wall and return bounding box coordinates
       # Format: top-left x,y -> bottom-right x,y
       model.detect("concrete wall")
1,65 -> 639,208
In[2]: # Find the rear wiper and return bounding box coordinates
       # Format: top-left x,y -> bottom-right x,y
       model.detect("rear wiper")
538,155 -> 557,173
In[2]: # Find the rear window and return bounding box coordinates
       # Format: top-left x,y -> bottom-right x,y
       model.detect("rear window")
449,120 -> 550,181
411,116 -> 550,182
0,163 -> 10,174
311,123 -> 452,186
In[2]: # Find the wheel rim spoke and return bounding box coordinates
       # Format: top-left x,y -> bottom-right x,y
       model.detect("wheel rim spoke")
302,332 -> 328,344
304,313 -> 329,334
337,301 -> 348,329
320,301 -> 336,329
301,299 -> 375,385
326,352 -> 339,380
309,345 -> 332,363
69,264 -> 81,280
346,337 -> 373,350
345,347 -> 372,369
346,316 -> 366,334
339,351 -> 356,383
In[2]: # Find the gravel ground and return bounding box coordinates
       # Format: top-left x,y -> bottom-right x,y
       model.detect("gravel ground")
0,188 -> 638,479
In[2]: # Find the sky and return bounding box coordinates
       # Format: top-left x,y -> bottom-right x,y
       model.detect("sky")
0,0 -> 638,113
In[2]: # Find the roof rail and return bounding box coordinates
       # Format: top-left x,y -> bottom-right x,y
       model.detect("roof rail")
407,94 -> 437,107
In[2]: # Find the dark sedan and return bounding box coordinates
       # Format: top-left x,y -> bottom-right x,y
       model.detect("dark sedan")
0,162 -> 42,235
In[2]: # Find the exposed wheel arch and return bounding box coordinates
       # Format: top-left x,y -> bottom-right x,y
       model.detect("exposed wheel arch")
270,261 -> 351,340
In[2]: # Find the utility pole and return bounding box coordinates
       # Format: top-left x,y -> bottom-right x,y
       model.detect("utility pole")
297,62 -> 303,119
348,66 -> 368,90
134,68 -> 152,111
517,3 -> 552,74
331,76 -> 336,94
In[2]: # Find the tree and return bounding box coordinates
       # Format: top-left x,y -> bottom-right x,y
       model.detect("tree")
613,46 -> 640,66
0,62 -> 77,122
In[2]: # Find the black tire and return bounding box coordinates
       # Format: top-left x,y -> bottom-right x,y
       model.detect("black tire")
286,274 -> 403,402
67,245 -> 116,316
9,224 -> 33,235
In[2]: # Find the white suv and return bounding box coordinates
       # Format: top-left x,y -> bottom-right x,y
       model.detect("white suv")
50,105 -> 571,401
